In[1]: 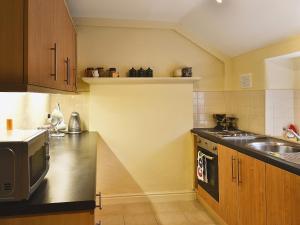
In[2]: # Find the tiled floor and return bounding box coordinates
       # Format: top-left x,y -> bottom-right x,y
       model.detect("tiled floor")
95,200 -> 219,225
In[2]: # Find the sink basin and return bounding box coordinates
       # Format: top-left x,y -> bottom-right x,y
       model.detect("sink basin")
247,142 -> 300,153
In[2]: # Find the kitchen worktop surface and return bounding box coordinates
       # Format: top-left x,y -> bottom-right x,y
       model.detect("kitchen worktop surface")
192,128 -> 300,176
0,132 -> 99,217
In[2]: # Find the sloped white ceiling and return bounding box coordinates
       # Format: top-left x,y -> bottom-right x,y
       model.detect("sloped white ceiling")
66,0 -> 203,22
66,0 -> 300,57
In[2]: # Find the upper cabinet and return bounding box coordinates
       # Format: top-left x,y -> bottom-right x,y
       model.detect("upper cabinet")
0,0 -> 76,92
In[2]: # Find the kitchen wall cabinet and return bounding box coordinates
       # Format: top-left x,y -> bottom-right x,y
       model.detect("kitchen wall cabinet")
0,0 -> 76,92
266,164 -> 300,225
218,145 -> 266,225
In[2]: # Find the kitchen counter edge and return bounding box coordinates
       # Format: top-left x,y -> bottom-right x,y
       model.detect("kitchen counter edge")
0,131 -> 100,217
192,128 -> 300,176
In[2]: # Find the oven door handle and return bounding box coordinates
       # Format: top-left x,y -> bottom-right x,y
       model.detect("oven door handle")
200,152 -> 214,161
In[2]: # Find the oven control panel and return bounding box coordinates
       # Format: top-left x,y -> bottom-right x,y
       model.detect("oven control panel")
197,136 -> 218,155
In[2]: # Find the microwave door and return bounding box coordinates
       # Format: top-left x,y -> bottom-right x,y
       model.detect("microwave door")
0,148 -> 16,200
28,140 -> 50,194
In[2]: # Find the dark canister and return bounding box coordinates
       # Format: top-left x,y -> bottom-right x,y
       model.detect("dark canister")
145,68 -> 153,77
97,67 -> 105,77
182,67 -> 192,77
137,68 -> 145,77
108,68 -> 117,77
129,68 -> 137,77
85,68 -> 94,77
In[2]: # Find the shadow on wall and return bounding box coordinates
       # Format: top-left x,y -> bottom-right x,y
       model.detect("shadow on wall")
97,135 -> 144,196
97,132 -> 194,204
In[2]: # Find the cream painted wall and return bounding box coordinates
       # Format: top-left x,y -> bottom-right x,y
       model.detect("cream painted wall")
265,59 -> 295,90
77,26 -> 225,91
228,35 -> 300,90
89,84 -> 194,195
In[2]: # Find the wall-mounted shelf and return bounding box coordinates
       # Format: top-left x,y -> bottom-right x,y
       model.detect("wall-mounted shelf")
82,77 -> 201,85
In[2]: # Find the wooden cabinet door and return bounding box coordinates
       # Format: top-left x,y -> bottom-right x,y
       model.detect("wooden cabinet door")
266,165 -> 300,225
0,0 -> 24,85
53,0 -> 76,91
53,0 -> 67,91
218,145 -> 238,225
27,0 -> 56,88
237,153 -> 266,225
62,14 -> 76,91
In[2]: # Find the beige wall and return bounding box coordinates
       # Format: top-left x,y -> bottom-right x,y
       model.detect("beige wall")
89,84 -> 194,195
0,93 -> 50,130
77,26 -> 225,91
228,35 -> 300,91
265,59 -> 295,90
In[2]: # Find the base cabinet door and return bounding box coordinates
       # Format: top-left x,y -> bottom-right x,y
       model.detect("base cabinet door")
237,153 -> 266,225
218,145 -> 238,225
266,164 -> 300,225
0,210 -> 95,225
218,145 -> 266,225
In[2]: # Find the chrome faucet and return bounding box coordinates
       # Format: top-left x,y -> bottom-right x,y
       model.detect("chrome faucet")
283,127 -> 300,141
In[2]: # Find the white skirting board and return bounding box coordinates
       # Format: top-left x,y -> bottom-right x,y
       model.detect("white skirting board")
102,190 -> 196,205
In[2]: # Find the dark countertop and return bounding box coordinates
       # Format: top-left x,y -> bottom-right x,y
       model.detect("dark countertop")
0,132 -> 99,217
192,128 -> 300,176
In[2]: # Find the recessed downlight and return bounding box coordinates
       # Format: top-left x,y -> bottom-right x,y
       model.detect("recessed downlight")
216,0 -> 223,3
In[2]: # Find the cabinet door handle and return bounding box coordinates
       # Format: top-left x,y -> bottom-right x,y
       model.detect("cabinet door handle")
96,192 -> 103,210
50,43 -> 57,81
64,57 -> 70,85
231,156 -> 236,182
237,159 -> 242,185
74,68 -> 77,91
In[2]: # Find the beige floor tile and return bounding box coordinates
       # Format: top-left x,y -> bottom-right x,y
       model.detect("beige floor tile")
155,212 -> 190,225
124,213 -> 158,225
184,211 -> 216,225
152,202 -> 182,213
123,202 -> 155,215
99,204 -> 125,216
100,215 -> 125,225
177,200 -> 205,212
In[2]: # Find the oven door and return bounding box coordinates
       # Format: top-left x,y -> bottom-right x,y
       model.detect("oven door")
197,146 -> 219,201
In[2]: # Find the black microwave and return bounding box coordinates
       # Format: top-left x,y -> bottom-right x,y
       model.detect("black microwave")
0,129 -> 50,202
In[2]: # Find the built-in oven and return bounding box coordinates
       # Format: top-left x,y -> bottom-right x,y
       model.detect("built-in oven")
197,136 -> 219,201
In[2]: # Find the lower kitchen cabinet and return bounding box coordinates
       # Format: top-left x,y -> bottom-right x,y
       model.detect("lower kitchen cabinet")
0,210 -> 95,225
237,152 -> 266,225
266,164 -> 300,225
218,145 -> 266,225
219,145 -> 238,225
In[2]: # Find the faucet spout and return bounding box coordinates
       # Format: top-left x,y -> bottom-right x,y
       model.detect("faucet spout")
283,127 -> 300,141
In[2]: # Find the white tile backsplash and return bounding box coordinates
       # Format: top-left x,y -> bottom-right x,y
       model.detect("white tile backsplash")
265,90 -> 294,136
193,90 -> 265,134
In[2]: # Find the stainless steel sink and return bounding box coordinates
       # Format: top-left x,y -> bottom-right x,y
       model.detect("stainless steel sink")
247,142 -> 300,153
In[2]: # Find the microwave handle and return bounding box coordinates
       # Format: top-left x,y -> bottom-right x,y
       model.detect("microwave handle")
45,142 -> 50,160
